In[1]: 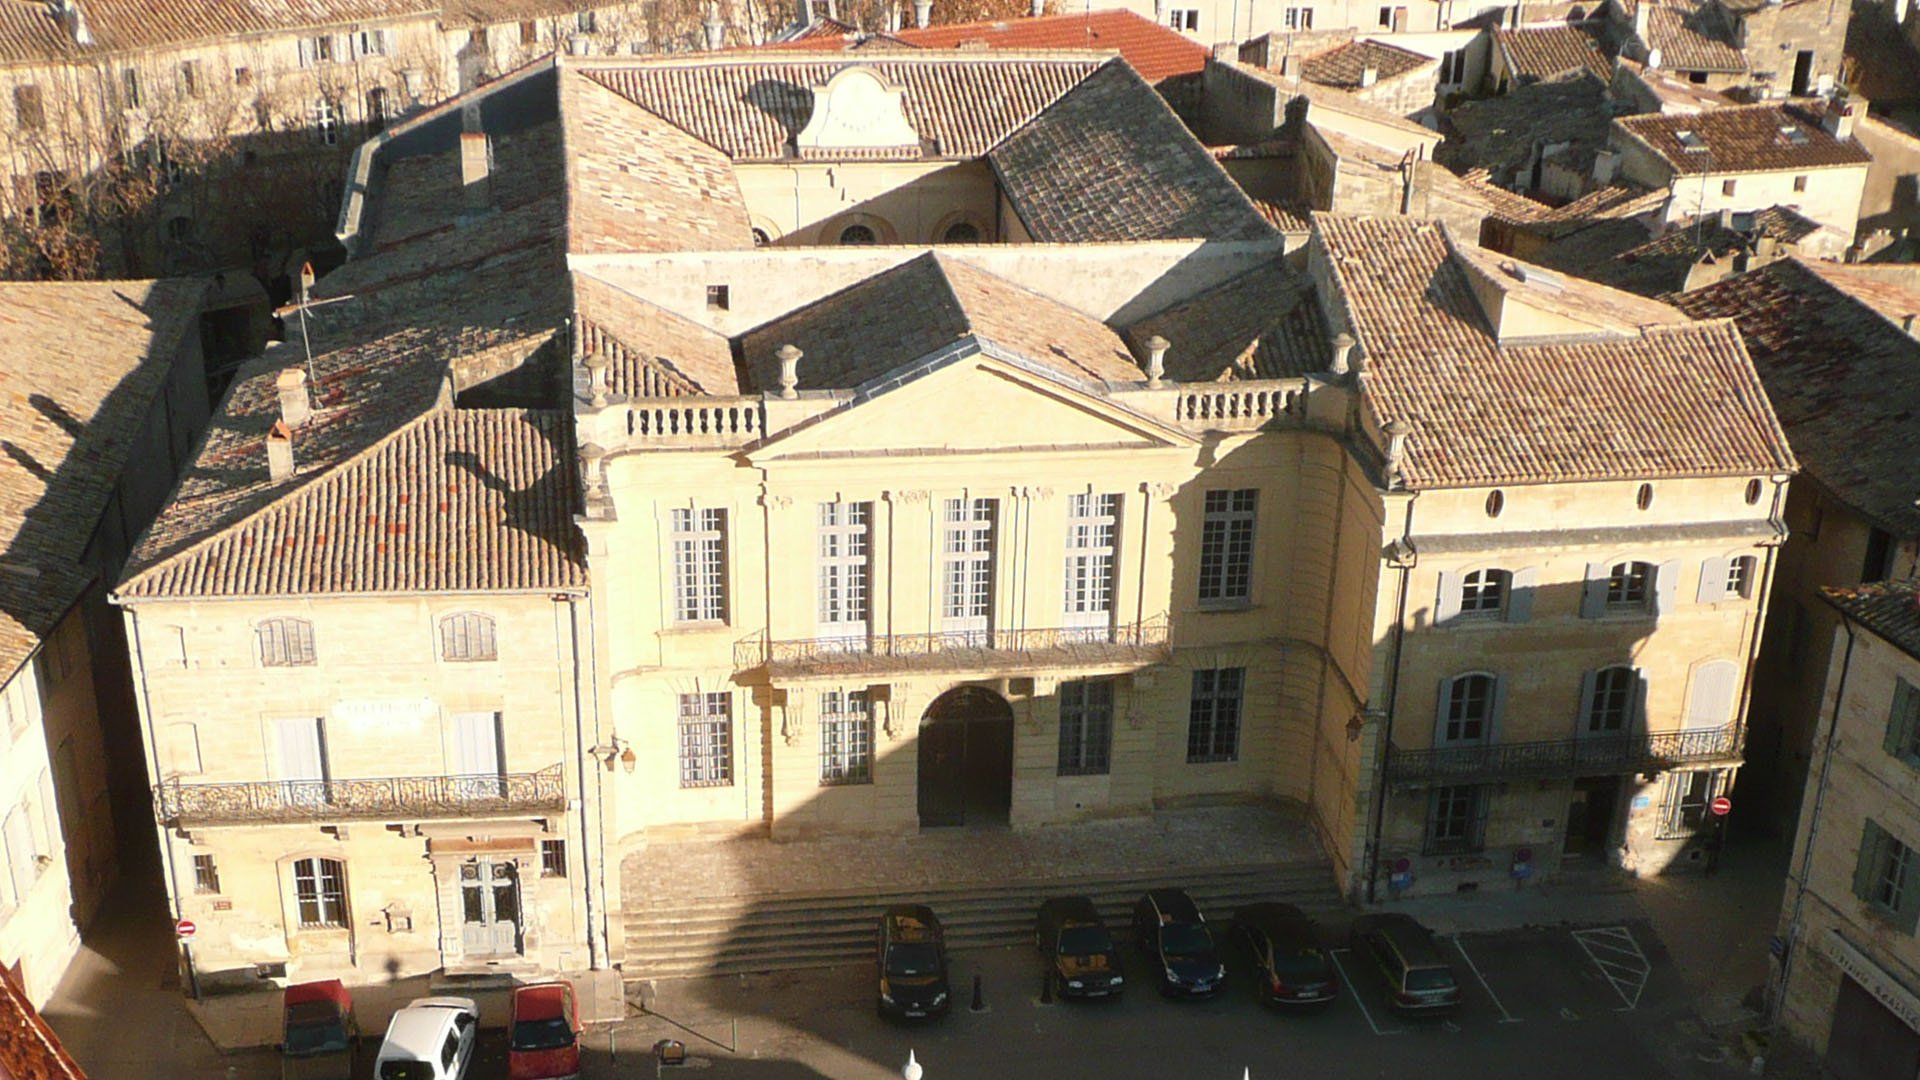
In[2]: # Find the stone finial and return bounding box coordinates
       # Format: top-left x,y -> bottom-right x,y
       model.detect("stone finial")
583,353 -> 610,408
1330,332 -> 1356,376
777,344 -> 802,400
1143,335 -> 1169,388
1384,419 -> 1412,483
579,441 -> 607,502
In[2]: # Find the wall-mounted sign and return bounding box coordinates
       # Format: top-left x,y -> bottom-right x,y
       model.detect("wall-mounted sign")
1823,928 -> 1920,1035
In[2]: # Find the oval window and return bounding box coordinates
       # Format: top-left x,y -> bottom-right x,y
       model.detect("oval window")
1744,478 -> 1762,506
1485,489 -> 1504,518
1636,482 -> 1653,511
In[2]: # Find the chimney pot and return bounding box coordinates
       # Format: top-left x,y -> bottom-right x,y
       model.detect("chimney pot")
703,10 -> 726,48
1633,2 -> 1651,38
777,344 -> 803,399
1144,335 -> 1169,387
266,420 -> 295,481
459,131 -> 491,213
1330,332 -> 1356,375
275,368 -> 312,427
914,0 -> 931,25
1030,0 -> 1043,15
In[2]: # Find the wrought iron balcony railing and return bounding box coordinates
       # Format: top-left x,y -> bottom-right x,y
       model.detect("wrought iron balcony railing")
735,619 -> 1172,676
153,765 -> 567,826
1385,725 -> 1743,785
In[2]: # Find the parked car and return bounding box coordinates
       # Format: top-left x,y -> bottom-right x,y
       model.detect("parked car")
1035,896 -> 1124,1000
374,997 -> 480,1080
876,904 -> 951,1020
1131,888 -> 1224,997
1349,912 -> 1461,1014
278,979 -> 358,1080
509,980 -> 581,1080
1230,903 -> 1337,1008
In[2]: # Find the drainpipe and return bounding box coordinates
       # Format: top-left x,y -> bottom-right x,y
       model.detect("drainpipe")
1774,606 -> 1854,1026
125,606 -> 198,1000
563,594 -> 600,970
1365,492 -> 1418,904
1733,476 -> 1789,817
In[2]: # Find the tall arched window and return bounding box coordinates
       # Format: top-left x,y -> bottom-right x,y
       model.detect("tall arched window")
290,857 -> 347,928
440,612 -> 498,662
1459,569 -> 1510,618
257,618 -> 316,667
1439,673 -> 1497,744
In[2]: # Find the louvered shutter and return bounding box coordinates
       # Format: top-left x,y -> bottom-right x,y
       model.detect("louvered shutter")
1435,571 -> 1462,627
1506,567 -> 1537,623
1696,557 -> 1730,604
1580,563 -> 1608,619
1654,560 -> 1683,616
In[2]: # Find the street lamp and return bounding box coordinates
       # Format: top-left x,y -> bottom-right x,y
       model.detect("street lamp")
903,1050 -> 923,1080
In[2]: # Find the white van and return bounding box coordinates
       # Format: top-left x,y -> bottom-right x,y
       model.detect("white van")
373,997 -> 480,1080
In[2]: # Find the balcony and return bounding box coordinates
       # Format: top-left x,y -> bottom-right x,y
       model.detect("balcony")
1384,726 -> 1743,786
153,765 -> 568,827
735,619 -> 1172,678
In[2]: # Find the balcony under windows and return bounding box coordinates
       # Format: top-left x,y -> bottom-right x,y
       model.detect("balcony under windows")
152,765 -> 566,827
736,619 -> 1172,678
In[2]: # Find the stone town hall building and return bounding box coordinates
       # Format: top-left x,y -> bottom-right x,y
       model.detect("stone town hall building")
110,48 -> 1794,986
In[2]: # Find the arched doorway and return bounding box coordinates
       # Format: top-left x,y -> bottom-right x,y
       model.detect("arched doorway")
917,686 -> 1014,828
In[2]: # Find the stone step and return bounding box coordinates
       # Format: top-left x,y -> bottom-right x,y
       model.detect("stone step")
619,864 -> 1344,979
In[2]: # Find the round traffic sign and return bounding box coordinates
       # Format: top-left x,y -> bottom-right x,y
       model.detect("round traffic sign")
175,918 -> 197,940
1710,796 -> 1733,817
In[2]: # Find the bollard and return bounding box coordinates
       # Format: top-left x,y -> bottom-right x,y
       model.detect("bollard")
1040,969 -> 1053,1005
970,973 -> 985,1012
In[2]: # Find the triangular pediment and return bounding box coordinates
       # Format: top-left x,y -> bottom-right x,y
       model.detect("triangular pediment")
746,347 -> 1192,462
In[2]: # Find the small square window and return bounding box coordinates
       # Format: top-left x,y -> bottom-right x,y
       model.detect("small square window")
1721,179 -> 1737,197
193,854 -> 221,894
1792,174 -> 1808,193
540,839 -> 567,878
706,284 -> 730,311
520,20 -> 538,44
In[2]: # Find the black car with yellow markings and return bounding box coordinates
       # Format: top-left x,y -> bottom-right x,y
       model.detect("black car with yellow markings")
1131,888 -> 1225,998
1230,903 -> 1337,1008
876,904 -> 951,1020
1035,896 -> 1125,1000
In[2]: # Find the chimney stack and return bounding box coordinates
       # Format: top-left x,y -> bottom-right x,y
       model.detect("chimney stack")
266,420 -> 295,481
460,131 -> 491,213
799,0 -> 814,26
1823,93 -> 1856,140
275,368 -> 312,427
1330,332 -> 1355,375
1030,0 -> 1044,15
777,344 -> 802,399
1143,335 -> 1169,387
1360,64 -> 1379,88
703,8 -> 726,48
914,0 -> 931,25
1633,2 -> 1651,39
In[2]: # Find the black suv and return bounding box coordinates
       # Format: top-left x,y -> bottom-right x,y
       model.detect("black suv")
1035,896 -> 1125,1000
1349,912 -> 1460,1014
1131,888 -> 1224,997
1230,903 -> 1337,1008
876,905 -> 951,1020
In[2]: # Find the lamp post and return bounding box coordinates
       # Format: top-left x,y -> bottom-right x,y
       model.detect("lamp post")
903,1050 -> 923,1080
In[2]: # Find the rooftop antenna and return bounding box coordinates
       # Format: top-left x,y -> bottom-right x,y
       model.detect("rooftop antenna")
297,261 -> 317,389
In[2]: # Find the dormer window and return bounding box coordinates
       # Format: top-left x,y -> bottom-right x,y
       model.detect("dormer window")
1778,125 -> 1809,146
1676,130 -> 1707,151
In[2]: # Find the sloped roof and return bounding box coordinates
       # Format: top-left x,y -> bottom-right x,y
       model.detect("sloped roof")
1314,214 -> 1796,487
0,277 -> 205,678
764,9 -> 1211,84
0,963 -> 84,1080
121,409 -> 583,598
1642,1 -> 1746,72
988,60 -> 1273,243
1674,259 -> 1920,537
1825,579 -> 1920,662
1615,103 -> 1872,175
559,68 -> 756,254
580,53 -> 1104,161
1300,39 -> 1432,88
1121,258 -> 1330,381
1529,206 -> 1825,297
573,272 -> 739,396
736,252 -> 1142,392
1494,22 -> 1610,83
1437,73 -> 1611,182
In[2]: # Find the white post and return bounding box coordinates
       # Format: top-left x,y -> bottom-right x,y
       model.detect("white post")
903,1050 -> 924,1080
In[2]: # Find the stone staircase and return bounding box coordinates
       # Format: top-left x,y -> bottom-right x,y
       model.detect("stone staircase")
620,859 -> 1345,980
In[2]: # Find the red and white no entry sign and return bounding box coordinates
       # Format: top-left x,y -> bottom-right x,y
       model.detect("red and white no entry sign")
175,918 -> 197,940
1710,796 -> 1733,817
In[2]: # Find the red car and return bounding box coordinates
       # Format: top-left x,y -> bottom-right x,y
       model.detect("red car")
507,981 -> 581,1080
278,979 -> 357,1080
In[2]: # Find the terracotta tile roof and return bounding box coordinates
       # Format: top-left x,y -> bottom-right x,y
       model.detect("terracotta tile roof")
1825,579 -> 1920,662
0,966 -> 84,1080
1450,167 -> 1560,223
1614,55 -> 1738,110
1224,61 -> 1440,141
0,0 -> 434,62
0,277 -> 206,677
1121,258 -> 1330,381
737,252 -> 1143,392
579,53 -> 1103,161
1615,103 -> 1872,175
122,408 -> 583,598
1674,259 -> 1920,536
1300,39 -> 1432,88
989,61 -> 1273,242
441,0 -> 603,26
1531,207 -> 1827,297
1501,182 -> 1666,237
1494,22 -> 1610,83
1436,73 -> 1611,184
559,68 -> 755,254
573,272 -> 739,396
1641,1 -> 1746,72
1315,214 -> 1796,487
886,9 -> 1208,83
1249,196 -> 1314,232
